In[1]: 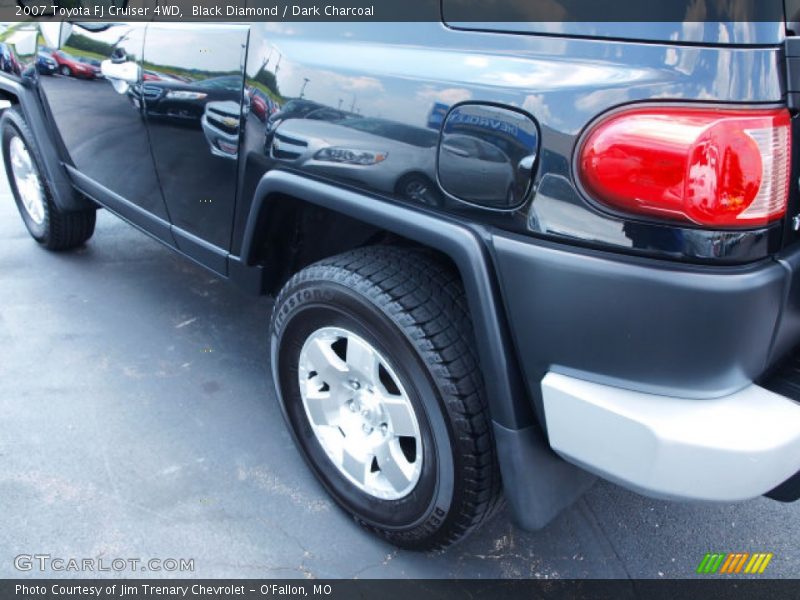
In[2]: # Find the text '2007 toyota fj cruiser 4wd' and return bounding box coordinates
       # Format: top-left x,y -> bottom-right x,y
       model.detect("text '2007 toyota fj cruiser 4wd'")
2,2 -> 800,550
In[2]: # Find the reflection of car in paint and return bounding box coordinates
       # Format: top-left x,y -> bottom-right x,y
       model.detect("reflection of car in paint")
305,107 -> 356,122
128,74 -> 242,123
35,51 -> 57,76
264,98 -> 325,140
438,134 -> 515,205
269,98 -> 324,121
0,43 -> 21,76
78,57 -> 102,78
51,51 -> 97,79
264,103 -> 359,151
202,100 -> 242,159
142,69 -> 184,82
248,88 -> 270,121
271,117 -> 442,205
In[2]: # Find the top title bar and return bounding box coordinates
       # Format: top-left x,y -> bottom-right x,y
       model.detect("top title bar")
0,0 -> 791,22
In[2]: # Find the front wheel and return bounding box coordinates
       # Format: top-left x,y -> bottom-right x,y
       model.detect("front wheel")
59,65 -> 71,77
270,246 -> 502,549
1,107 -> 95,250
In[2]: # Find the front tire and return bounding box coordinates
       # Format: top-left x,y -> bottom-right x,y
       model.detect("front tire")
2,107 -> 95,250
59,65 -> 71,77
270,246 -> 502,549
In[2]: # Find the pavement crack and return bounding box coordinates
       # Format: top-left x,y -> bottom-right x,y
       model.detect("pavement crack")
582,496 -> 634,579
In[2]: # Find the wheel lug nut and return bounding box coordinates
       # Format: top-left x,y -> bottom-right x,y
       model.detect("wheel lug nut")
361,409 -> 369,418
362,423 -> 373,434
348,401 -> 358,412
349,379 -> 361,390
380,423 -> 388,435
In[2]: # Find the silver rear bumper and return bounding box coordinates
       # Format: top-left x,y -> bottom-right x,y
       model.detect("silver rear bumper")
542,372 -> 800,501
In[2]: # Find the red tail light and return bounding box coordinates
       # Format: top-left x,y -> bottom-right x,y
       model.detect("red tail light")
578,107 -> 791,227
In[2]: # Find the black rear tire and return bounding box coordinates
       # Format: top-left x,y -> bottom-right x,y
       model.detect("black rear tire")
2,107 -> 95,251
270,246 -> 502,550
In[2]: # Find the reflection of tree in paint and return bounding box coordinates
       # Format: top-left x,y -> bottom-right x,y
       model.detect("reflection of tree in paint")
65,33 -> 114,58
251,68 -> 283,103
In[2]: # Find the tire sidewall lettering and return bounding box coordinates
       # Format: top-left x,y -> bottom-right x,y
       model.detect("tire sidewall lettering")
271,277 -> 456,535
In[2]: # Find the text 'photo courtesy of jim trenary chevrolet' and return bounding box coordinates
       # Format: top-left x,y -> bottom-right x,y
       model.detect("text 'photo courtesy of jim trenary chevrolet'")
0,0 -> 800,597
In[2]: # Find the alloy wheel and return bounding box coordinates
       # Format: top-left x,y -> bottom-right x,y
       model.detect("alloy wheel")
8,135 -> 45,225
298,326 -> 423,500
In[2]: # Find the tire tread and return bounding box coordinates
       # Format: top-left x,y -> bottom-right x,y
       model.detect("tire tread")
2,107 -> 95,251
274,246 -> 503,550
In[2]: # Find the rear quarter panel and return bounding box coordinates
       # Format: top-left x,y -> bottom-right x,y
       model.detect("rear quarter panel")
236,22 -> 785,261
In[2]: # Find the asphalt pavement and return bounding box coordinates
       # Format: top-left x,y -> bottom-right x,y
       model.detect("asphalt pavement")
0,170 -> 798,579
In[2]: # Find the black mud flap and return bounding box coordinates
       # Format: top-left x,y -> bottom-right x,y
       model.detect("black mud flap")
766,470 -> 800,502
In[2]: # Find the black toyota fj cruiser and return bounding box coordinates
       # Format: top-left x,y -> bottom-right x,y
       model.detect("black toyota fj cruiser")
2,7 -> 800,549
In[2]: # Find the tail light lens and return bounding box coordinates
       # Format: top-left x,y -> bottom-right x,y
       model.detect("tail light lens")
578,107 -> 791,227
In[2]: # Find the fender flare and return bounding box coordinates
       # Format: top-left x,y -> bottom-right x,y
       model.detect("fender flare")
241,169 -> 532,430
0,75 -> 93,212
239,170 -> 596,529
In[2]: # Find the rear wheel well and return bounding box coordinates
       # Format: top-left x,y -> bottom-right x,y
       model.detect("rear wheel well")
0,90 -> 18,104
248,194 -> 458,294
